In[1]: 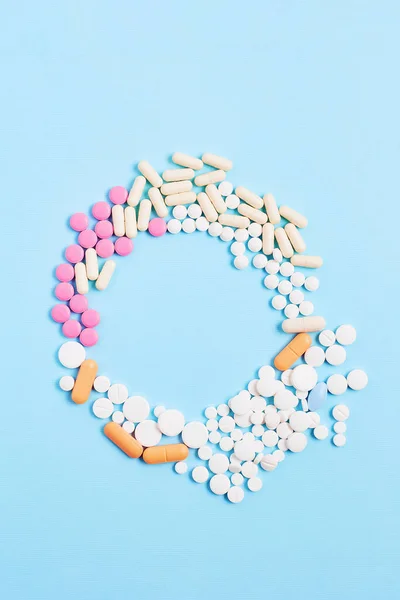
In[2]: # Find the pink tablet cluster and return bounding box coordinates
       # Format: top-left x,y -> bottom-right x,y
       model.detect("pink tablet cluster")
51,186 -> 166,346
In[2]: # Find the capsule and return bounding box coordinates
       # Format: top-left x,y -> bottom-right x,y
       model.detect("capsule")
172,152 -> 203,170
74,262 -> 88,295
148,187 -> 168,218
218,214 -> 250,229
197,192 -> 218,222
96,260 -> 116,291
71,359 -> 98,404
262,223 -> 274,255
124,206 -> 137,238
235,186 -> 263,209
279,205 -> 308,228
127,175 -> 146,207
85,248 -> 99,281
112,204 -> 125,237
162,168 -> 194,182
285,223 -> 306,253
275,227 -> 294,258
282,316 -> 326,333
137,199 -> 152,231
291,255 -> 323,268
201,153 -> 232,171
138,161 -> 163,188
165,191 -> 197,206
274,333 -> 312,371
205,184 -> 227,214
143,443 -> 189,464
104,422 -> 143,458
160,180 -> 193,196
194,170 -> 226,187
237,203 -> 268,224
263,194 -> 281,224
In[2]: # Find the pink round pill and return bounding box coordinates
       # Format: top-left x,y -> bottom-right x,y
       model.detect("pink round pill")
81,309 -> 100,328
80,328 -> 98,347
115,237 -> 133,256
92,201 -> 111,220
95,220 -> 113,239
148,218 -> 167,237
56,263 -> 74,282
69,294 -> 88,314
51,304 -> 71,323
55,282 -> 74,301
69,212 -> 89,232
62,319 -> 82,338
96,239 -> 114,258
65,244 -> 84,264
109,186 -> 128,205
78,229 -> 98,249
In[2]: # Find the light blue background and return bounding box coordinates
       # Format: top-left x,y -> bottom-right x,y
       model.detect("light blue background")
1,1 -> 399,599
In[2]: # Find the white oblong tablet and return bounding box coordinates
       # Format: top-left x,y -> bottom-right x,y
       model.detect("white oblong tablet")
92,397 -> 114,419
325,344 -> 347,366
134,420 -> 162,447
227,486 -> 245,503
347,369 -> 368,390
336,324 -> 357,345
208,453 -> 230,474
59,375 -> 75,391
93,375 -> 111,393
123,396 -> 150,422
58,341 -> 86,369
286,432 -> 307,452
192,466 -> 210,483
209,474 -> 231,495
327,374 -> 348,395
304,346 -> 325,367
182,422 -> 208,448
291,365 -> 318,392
107,383 -> 129,405
157,409 -> 185,436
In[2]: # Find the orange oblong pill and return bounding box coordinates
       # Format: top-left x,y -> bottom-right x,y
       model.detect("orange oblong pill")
104,422 -> 143,458
71,359 -> 98,404
143,443 -> 189,464
274,333 -> 312,371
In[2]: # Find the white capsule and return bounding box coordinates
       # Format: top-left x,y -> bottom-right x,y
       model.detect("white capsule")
162,168 -> 194,182
172,152 -> 203,170
291,255 -> 323,268
124,206 -> 137,238
112,204 -> 125,237
285,223 -> 306,253
74,262 -> 88,295
279,205 -> 308,228
85,248 -> 98,281
235,186 -> 263,209
262,223 -> 274,255
95,260 -> 116,291
197,192 -> 218,222
148,187 -> 168,217
237,203 -> 268,224
165,191 -> 197,206
218,214 -> 250,229
275,227 -> 294,258
205,184 -> 227,214
138,161 -> 162,188
202,153 -> 232,171
160,180 -> 192,195
282,316 -> 326,333
127,175 -> 146,207
194,170 -> 226,187
137,199 -> 152,231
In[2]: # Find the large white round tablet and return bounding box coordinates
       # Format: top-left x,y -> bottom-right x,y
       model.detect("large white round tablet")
217,403 -> 230,416
187,203 -> 202,219
195,216 -> 209,231
182,421 -> 208,448
327,374 -> 348,395
219,436 -> 234,452
264,274 -> 279,290
204,406 -> 217,419
208,222 -> 223,237
59,375 -> 75,391
336,324 -> 357,345
227,486 -> 245,503
58,341 -> 86,368
108,383 -> 129,404
182,218 -> 196,233
318,330 -> 336,347
198,445 -> 213,460
332,404 -> 350,421
167,219 -> 182,234
257,378 -> 279,398
264,411 -> 280,430
251,395 -> 266,411
280,262 -> 295,277
304,346 -> 325,367
290,271 -> 305,287
234,411 -> 252,428
325,344 -> 347,366
234,255 -> 249,270
289,289 -> 304,305
241,461 -> 258,479
289,411 -> 310,432
291,365 -> 318,392
192,466 -> 210,483
347,369 -> 368,390
234,439 -> 256,461
253,254 -> 268,269
258,365 -> 276,380
299,300 -> 314,316
284,304 -> 300,319
248,237 -> 262,252
274,389 -> 298,410
134,420 -> 162,447
286,432 -> 307,452
313,425 -> 329,440
208,453 -> 230,474
262,430 -> 279,447
92,397 -> 114,419
158,409 -> 185,436
93,375 -> 111,393
227,194 -> 240,210
209,474 -> 231,495
304,276 -> 320,291
260,454 -> 278,471
229,392 -> 252,415
123,396 -> 150,422
276,422 -> 293,439
247,477 -> 263,492
218,415 -> 235,433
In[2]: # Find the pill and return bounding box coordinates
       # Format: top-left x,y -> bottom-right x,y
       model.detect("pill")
284,304 -> 300,319
95,260 -> 116,291
62,319 -> 82,338
96,238 -> 114,258
220,226 -> 234,242
248,477 -> 263,492
143,443 -> 189,464
174,461 -> 188,475
333,433 -> 346,447
336,324 -> 357,345
202,153 -> 232,171
289,411 -> 310,432
262,193 -> 280,224
138,160 -> 163,188
58,341 -> 86,369
92,397 -> 114,418
112,204 -> 125,237
55,282 -> 74,302
299,300 -> 314,316
218,181 -> 234,196
123,421 -> 135,434
347,369 -> 368,390
194,170 -> 226,187
285,223 -> 306,253
305,346 -> 325,367
274,333 -> 312,370
78,229 -> 97,249
163,167 -> 195,182
286,432 -> 307,452
197,192 -> 218,222
95,220 -> 113,239
127,175 -> 146,207
161,180 -> 192,195
51,304 -> 70,324
104,422 -> 143,458
291,364 -> 318,392
260,454 -> 278,471
234,254 -> 248,268
59,375 -> 75,391
262,430 -> 278,447
241,461 -> 259,478
92,201 -> 111,220
334,422 -> 347,434
80,308 -> 99,329
219,436 -> 234,451
235,187 -> 263,209
124,206 -> 137,239
262,223 -> 274,255
332,404 -> 350,421
280,262 -> 295,277
172,152 -> 203,170
291,255 -> 323,268
182,422 -> 208,448
305,276 -> 319,291
172,205 -> 188,220
319,330 -> 336,346
167,219 -> 182,234
290,272 -> 305,287
137,199 -> 152,231
282,316 -> 326,333
192,466 -> 210,483
56,263 -> 75,282
234,228 -> 249,241
93,375 -> 110,393
153,405 -> 166,418
327,374 -> 348,395
187,203 -> 202,219
237,203 -> 267,225
205,184 -> 227,214
248,222 -> 262,237
218,213 -> 250,229
112,410 -> 124,424
134,420 -> 162,447
71,359 -> 98,404
279,206 -> 308,228
325,344 -> 347,366
227,486 -> 245,503
182,218 -> 196,233
158,409 -> 185,436
148,187 -> 168,218
272,294 -> 287,310
109,186 -> 128,205
123,396 -> 150,422
313,425 -> 329,440
308,412 -> 320,428
85,248 -> 99,281
209,473 -> 231,495
73,262 -> 88,296
165,191 -> 197,206
226,194 -> 240,209
275,227 -> 294,258
209,453 -> 230,474
278,280 -> 293,295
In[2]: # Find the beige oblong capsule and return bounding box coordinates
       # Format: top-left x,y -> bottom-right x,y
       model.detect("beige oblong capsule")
237,203 -> 268,225
165,191 -> 197,206
197,192 -> 218,222
290,255 -> 323,268
202,153 -> 232,171
74,262 -> 89,295
279,205 -> 308,228
262,223 -> 274,255
85,248 -> 98,281
138,161 -> 163,188
148,187 -> 168,218
137,199 -> 152,231
205,184 -> 227,214
235,186 -> 263,209
127,175 -> 146,207
162,168 -> 194,182
194,170 -> 226,187
124,206 -> 137,239
172,152 -> 203,170
275,227 -> 294,258
112,204 -> 125,237
142,443 -> 189,464
96,260 -> 116,291
218,214 -> 250,229
160,180 -> 192,196
285,223 -> 306,253
263,193 -> 281,224
282,316 -> 326,334
71,359 -> 98,404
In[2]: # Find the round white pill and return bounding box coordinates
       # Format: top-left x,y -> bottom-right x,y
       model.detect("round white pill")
279,262 -> 295,277
304,346 -> 325,367
308,412 -> 320,428
195,216 -> 209,231
327,374 -> 348,395
229,456 -> 242,473
192,466 -> 210,483
260,454 -> 278,471
291,365 -> 318,392
248,379 -> 259,395
112,411 -> 124,424
252,425 -> 265,437
217,403 -> 230,417
264,274 -> 279,289
234,228 -> 249,242
229,390 -> 251,414
220,226 -> 234,242
158,409 -> 185,436
209,474 -> 231,495
58,341 -> 86,369
274,389 -> 298,410
59,375 -> 75,391
231,241 -> 246,256
273,449 -> 285,462
248,477 -> 263,492
153,405 -> 166,418
277,422 -> 293,439
259,364 -> 276,379
182,422 -> 208,448
231,472 -> 244,486
284,304 -> 300,319
187,203 -> 202,219
234,412 -> 252,428
208,430 -> 221,444
182,218 -> 196,233
198,445 -> 213,460
226,194 -> 240,210
272,295 -> 287,310
219,436 -> 234,452
122,421 -> 135,434
174,461 -> 188,474
325,344 -> 346,366
336,324 -> 357,345
172,205 -> 187,220
241,461 -> 258,479
250,395 -> 266,411
304,276 -> 319,291
206,418 -> 218,432
265,260 -> 280,275
289,411 -> 310,432
257,378 -> 279,398
253,254 -> 268,269
313,425 -> 329,440
248,223 -> 262,237
218,181 -> 234,196
287,432 -> 307,452
333,433 -> 346,447
250,411 -> 264,425
209,453 -> 230,474
92,397 -> 114,419
234,255 -> 249,270
278,438 -> 288,451
264,411 -> 280,429
227,486 -> 245,503
205,406 -> 217,419
108,384 -> 129,405
319,330 -> 336,347
347,369 -> 368,390
273,248 -> 283,262
167,219 -> 182,234
332,404 -> 350,421
290,271 -> 305,287
219,415 -> 235,433
278,280 -> 293,295
248,237 -> 262,252
208,222 -> 223,237
123,396 -> 150,422
262,430 -> 279,447
334,421 -> 347,433
134,420 -> 162,447
230,428 -> 243,442
281,369 -> 293,386
299,300 -> 314,316
93,375 -> 110,393
234,439 -> 256,461
289,290 -> 304,305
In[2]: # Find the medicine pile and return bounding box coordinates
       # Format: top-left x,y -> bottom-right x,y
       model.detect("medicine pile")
54,152 -> 368,503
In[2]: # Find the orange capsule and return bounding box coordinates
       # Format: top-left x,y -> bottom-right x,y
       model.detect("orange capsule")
71,359 -> 98,404
274,333 -> 312,371
143,443 -> 189,464
104,422 -> 143,458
